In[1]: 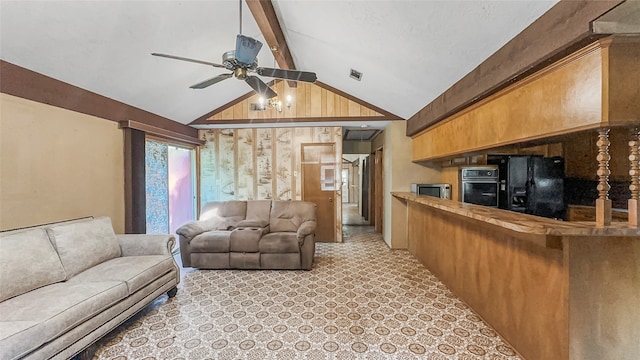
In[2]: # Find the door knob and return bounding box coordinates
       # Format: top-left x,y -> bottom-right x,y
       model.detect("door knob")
328,197 -> 333,203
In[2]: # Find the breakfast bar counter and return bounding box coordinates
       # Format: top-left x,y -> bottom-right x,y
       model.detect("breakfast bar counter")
392,192 -> 639,360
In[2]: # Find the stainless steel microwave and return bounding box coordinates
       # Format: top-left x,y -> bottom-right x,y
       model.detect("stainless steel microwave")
411,183 -> 452,199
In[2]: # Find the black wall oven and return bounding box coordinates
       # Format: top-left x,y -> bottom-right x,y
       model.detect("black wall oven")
460,167 -> 499,207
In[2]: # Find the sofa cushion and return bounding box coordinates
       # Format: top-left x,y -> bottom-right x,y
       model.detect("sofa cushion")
48,217 -> 121,278
245,200 -> 272,223
190,231 -> 231,252
259,232 -> 301,253
0,321 -> 42,360
68,255 -> 173,295
269,201 -> 317,232
0,228 -> 67,302
199,201 -> 247,230
0,281 -> 127,359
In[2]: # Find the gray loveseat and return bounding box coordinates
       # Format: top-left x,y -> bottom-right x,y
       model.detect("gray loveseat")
177,200 -> 317,270
0,217 -> 180,360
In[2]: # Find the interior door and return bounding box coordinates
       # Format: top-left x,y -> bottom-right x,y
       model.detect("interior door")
302,143 -> 337,242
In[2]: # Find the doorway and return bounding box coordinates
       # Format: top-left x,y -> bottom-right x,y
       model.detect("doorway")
301,143 -> 339,242
342,154 -> 370,226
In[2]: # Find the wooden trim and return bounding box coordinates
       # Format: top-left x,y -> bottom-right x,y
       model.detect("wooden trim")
406,0 -> 624,137
123,128 -> 146,234
119,120 -> 203,146
246,0 -> 298,88
0,60 -> 198,138
315,81 -> 402,120
191,116 -> 391,127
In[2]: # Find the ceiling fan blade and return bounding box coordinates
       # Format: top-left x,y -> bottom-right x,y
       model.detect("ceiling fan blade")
256,67 -> 317,83
190,73 -> 233,89
245,76 -> 277,99
151,53 -> 227,69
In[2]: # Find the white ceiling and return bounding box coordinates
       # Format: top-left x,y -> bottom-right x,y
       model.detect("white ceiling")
0,0 -> 558,127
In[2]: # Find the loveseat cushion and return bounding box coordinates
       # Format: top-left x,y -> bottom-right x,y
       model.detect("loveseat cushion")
48,217 -> 122,278
0,228 -> 67,302
269,201 -> 317,232
199,201 -> 247,230
190,231 -> 231,252
68,256 -> 173,294
259,232 -> 300,253
0,281 -> 127,360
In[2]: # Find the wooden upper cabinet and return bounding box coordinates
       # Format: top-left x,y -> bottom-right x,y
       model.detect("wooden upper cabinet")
412,36 -> 640,162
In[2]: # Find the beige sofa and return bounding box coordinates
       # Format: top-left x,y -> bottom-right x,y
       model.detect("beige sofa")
177,200 -> 317,270
0,217 -> 180,360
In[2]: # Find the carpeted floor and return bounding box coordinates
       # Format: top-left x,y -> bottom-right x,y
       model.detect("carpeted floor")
92,226 -> 521,359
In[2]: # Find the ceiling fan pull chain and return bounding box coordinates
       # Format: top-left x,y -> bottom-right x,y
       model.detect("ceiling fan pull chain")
239,0 -> 242,35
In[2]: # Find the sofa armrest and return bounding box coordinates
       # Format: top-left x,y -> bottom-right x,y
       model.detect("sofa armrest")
297,221 -> 316,240
116,234 -> 175,257
175,221 -> 207,239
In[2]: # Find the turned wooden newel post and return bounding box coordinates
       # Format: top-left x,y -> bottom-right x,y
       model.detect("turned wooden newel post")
629,127 -> 640,227
596,128 -> 612,227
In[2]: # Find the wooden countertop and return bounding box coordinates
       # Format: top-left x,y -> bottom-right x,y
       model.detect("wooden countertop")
392,192 -> 639,237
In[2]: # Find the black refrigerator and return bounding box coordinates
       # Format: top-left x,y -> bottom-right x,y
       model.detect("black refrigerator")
487,155 -> 566,220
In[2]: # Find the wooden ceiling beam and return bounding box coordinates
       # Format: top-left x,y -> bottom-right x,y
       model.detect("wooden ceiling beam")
246,0 -> 298,88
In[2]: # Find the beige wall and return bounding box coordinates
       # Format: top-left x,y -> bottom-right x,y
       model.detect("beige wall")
381,121 -> 441,248
0,94 -> 125,232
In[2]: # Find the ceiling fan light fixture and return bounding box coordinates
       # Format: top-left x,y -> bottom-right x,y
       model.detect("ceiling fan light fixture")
253,94 -> 292,113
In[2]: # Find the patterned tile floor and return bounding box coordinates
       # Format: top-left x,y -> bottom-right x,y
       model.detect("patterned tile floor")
92,226 -> 522,359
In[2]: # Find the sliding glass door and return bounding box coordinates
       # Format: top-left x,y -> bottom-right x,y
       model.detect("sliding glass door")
145,138 -> 196,235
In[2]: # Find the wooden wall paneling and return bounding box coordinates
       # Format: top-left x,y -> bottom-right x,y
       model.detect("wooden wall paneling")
191,79 -> 397,126
305,83 -> 312,115
320,88 -> 327,117
233,101 -> 244,119
340,96 -> 349,117
325,89 -> 335,117
406,202 -> 568,360
310,84 -> 322,117
348,99 -> 360,117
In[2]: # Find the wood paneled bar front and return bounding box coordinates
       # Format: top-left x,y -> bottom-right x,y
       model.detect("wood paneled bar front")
393,192 -> 639,360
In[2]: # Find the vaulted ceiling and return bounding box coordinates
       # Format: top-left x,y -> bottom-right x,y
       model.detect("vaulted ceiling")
0,0 -> 560,129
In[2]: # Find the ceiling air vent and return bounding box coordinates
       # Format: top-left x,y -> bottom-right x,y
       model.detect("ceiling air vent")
350,69 -> 363,81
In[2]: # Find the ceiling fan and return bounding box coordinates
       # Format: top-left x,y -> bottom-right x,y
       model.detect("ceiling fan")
152,34 -> 316,99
